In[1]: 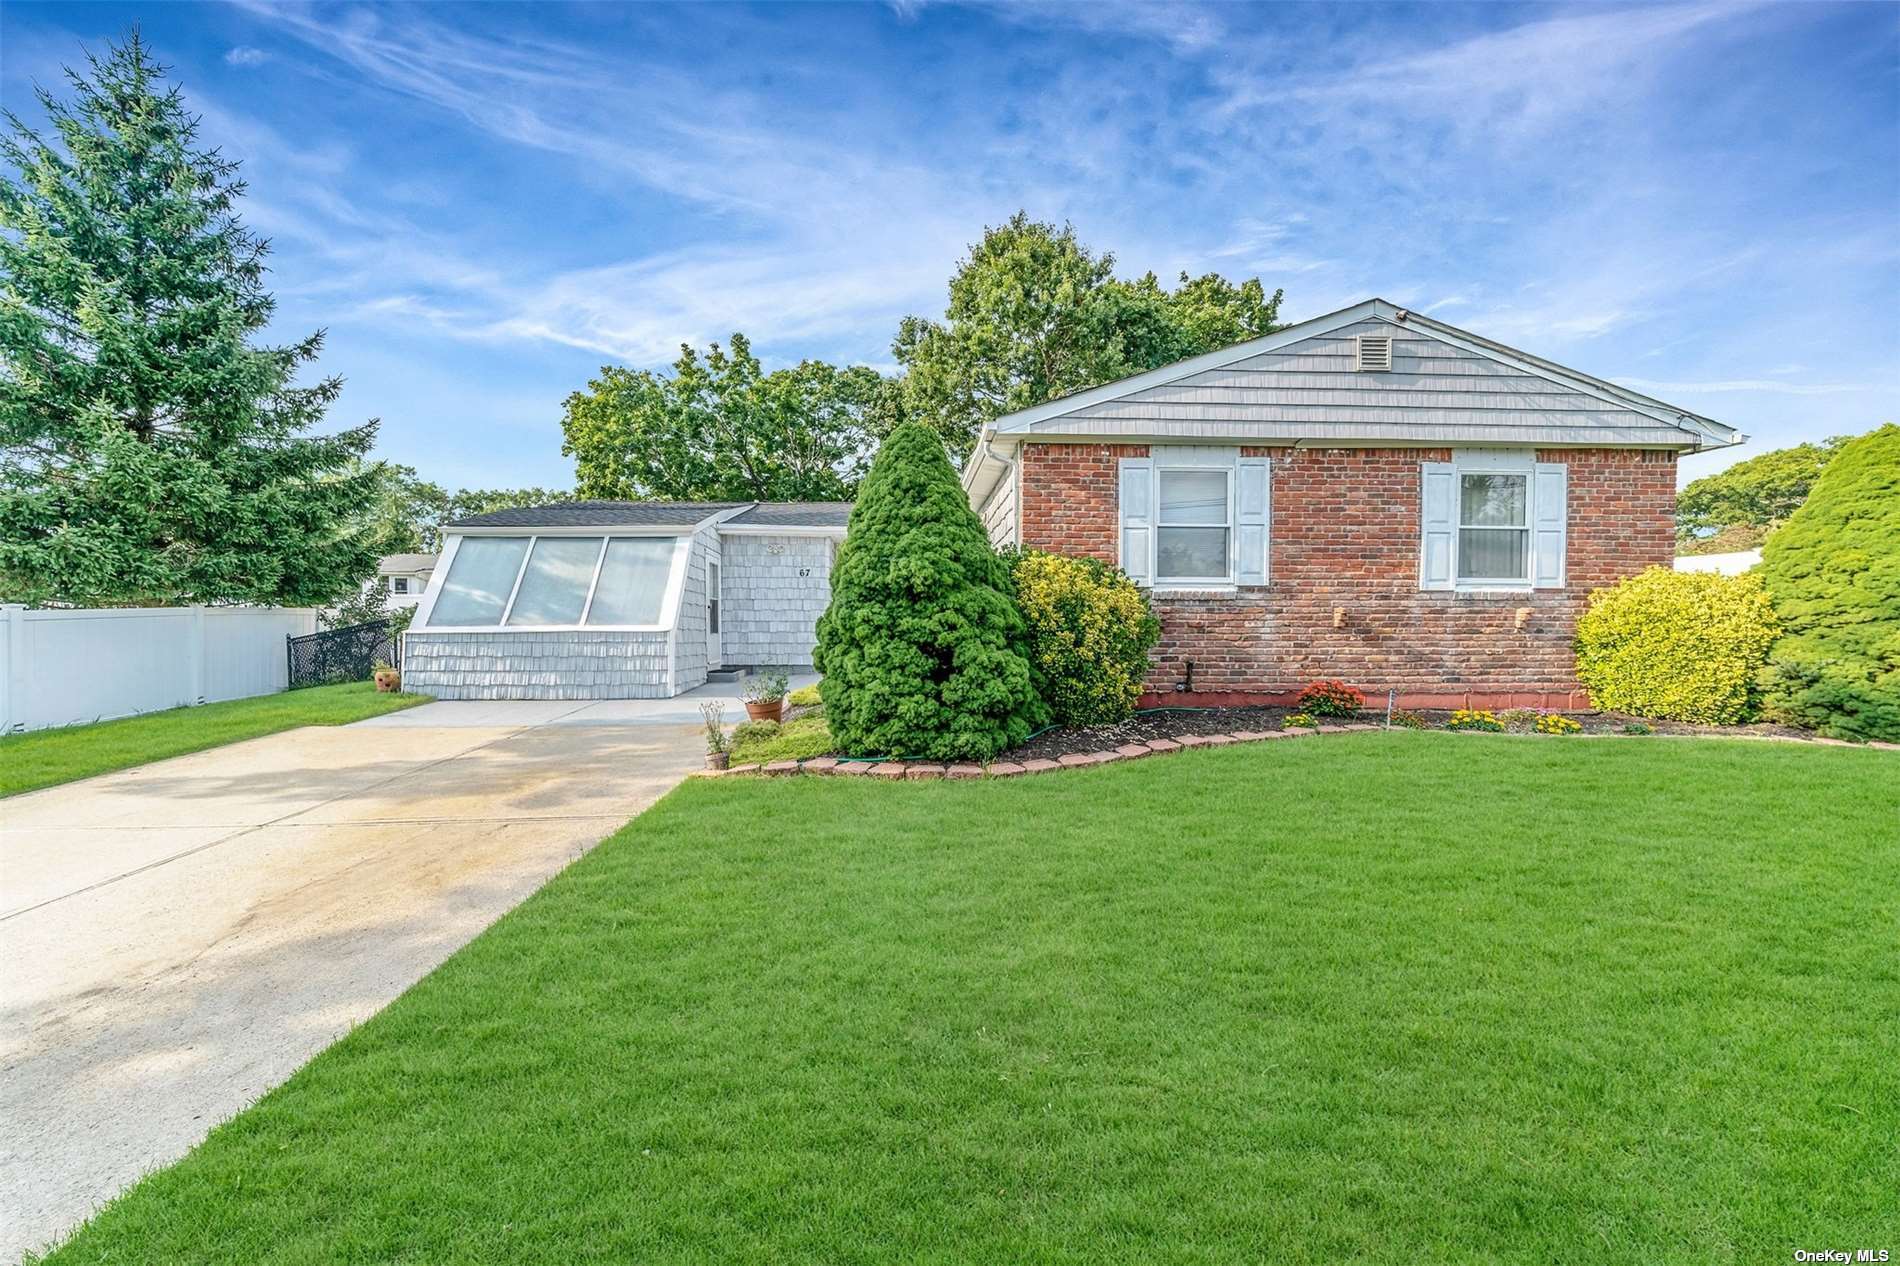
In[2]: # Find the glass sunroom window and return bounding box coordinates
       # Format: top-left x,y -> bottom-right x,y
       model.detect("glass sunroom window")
1457,473 -> 1530,583
585,538 -> 675,626
506,537 -> 605,625
430,537 -> 530,625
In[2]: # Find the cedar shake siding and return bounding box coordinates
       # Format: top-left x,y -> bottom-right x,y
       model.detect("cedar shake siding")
1007,441 -> 1677,709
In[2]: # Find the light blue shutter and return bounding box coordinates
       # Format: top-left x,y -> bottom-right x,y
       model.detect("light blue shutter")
1118,457 -> 1152,584
1533,463 -> 1567,589
1420,462 -> 1455,590
1236,457 -> 1270,585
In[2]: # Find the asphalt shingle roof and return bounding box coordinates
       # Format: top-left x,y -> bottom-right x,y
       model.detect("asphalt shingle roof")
726,502 -> 853,528
446,500 -> 853,530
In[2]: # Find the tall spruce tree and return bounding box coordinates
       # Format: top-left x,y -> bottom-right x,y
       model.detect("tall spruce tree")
0,34 -> 382,607
814,423 -> 1045,760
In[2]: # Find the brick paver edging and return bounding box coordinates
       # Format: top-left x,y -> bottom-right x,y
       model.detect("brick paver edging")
702,722 -> 1385,780
697,722 -> 1898,781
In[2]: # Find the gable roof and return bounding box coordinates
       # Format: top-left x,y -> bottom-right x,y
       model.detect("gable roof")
725,502 -> 852,528
963,298 -> 1740,500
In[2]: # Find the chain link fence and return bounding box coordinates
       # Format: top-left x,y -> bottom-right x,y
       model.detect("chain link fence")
286,618 -> 398,689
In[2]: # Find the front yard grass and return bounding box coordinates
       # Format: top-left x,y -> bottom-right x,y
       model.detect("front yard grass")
40,734 -> 1898,1263
0,681 -> 425,798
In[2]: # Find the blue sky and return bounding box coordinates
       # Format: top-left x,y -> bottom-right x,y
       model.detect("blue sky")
4,1 -> 1896,488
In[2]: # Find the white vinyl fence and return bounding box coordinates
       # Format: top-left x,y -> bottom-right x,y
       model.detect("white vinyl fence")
0,605 -> 318,733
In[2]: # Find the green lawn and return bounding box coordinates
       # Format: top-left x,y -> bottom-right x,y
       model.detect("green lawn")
0,681 -> 425,798
40,735 -> 1898,1263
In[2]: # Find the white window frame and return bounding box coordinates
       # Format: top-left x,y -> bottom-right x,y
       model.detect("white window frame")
413,529 -> 691,632
1452,453 -> 1534,592
391,577 -> 409,594
1152,461 -> 1237,589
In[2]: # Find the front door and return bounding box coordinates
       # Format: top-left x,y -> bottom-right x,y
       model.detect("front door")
706,559 -> 723,669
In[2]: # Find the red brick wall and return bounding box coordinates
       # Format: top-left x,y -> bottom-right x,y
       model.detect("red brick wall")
1013,441 -> 1676,709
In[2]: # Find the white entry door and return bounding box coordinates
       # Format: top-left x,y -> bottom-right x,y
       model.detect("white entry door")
706,560 -> 723,669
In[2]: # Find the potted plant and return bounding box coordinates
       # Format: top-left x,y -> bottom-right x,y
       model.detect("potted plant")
701,701 -> 731,770
372,659 -> 401,693
741,669 -> 790,723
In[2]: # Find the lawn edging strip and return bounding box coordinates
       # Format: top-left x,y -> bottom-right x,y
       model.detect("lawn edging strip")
706,721 -> 1385,780
703,720 -> 1897,781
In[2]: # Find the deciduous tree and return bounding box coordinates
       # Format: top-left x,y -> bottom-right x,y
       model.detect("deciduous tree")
560,334 -> 889,502
894,213 -> 1283,458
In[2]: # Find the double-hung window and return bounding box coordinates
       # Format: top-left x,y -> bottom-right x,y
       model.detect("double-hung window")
1156,468 -> 1233,584
1456,472 -> 1530,585
1420,453 -> 1567,591
1118,449 -> 1270,588
421,534 -> 683,629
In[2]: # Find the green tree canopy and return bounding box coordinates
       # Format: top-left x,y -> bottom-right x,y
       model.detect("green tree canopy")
0,34 -> 382,607
361,467 -> 575,554
1756,423 -> 1900,741
561,333 -> 891,502
1676,435 -> 1848,537
813,423 -> 1044,760
894,212 -> 1284,458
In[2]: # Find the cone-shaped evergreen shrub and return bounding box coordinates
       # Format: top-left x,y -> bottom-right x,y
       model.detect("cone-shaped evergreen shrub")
1757,424 -> 1900,741
814,425 -> 1047,759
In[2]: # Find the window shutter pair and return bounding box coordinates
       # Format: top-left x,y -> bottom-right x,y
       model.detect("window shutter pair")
1418,460 -> 1567,590
1119,455 -> 1269,585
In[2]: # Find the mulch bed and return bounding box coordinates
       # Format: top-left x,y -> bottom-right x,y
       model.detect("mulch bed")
1000,706 -> 1820,763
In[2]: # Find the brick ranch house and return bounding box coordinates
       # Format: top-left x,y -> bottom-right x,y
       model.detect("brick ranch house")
963,298 -> 1742,709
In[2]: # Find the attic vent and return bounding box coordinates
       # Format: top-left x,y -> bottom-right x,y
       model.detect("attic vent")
1355,335 -> 1393,372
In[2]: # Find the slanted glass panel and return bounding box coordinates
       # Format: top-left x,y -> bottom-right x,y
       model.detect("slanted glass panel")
585,537 -> 676,626
429,537 -> 529,626
506,537 -> 604,626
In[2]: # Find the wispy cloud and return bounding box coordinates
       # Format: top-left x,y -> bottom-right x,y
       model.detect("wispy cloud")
1614,377 -> 1883,396
224,45 -> 270,68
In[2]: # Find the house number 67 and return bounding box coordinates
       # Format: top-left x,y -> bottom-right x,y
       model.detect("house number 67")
797,567 -> 813,577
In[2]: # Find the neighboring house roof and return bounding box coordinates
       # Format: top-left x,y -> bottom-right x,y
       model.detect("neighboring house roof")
725,502 -> 853,528
377,553 -> 438,575
444,501 -> 852,532
962,297 -> 1742,505
1674,549 -> 1762,575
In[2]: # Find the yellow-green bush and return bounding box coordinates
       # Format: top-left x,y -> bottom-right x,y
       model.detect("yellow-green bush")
1575,567 -> 1779,724
1008,550 -> 1160,726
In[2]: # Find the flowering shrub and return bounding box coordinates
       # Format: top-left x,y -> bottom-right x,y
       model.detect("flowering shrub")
1534,713 -> 1583,735
1007,549 -> 1161,726
1575,567 -> 1779,725
1283,712 -> 1320,729
1446,709 -> 1504,732
1391,709 -> 1429,730
1296,680 -> 1364,718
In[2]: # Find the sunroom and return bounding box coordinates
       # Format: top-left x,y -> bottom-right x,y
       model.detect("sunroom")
402,501 -> 848,700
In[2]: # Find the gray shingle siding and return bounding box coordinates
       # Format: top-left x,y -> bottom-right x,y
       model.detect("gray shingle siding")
404,631 -> 673,699
1024,318 -> 1703,446
720,534 -> 832,667
980,468 -> 1017,548
672,523 -> 718,690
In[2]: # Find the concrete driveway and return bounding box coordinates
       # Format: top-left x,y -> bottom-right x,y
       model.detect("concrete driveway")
0,699 -> 723,1262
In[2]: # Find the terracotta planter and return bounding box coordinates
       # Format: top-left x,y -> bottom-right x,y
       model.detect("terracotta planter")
373,669 -> 401,693
705,751 -> 731,771
744,698 -> 784,723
